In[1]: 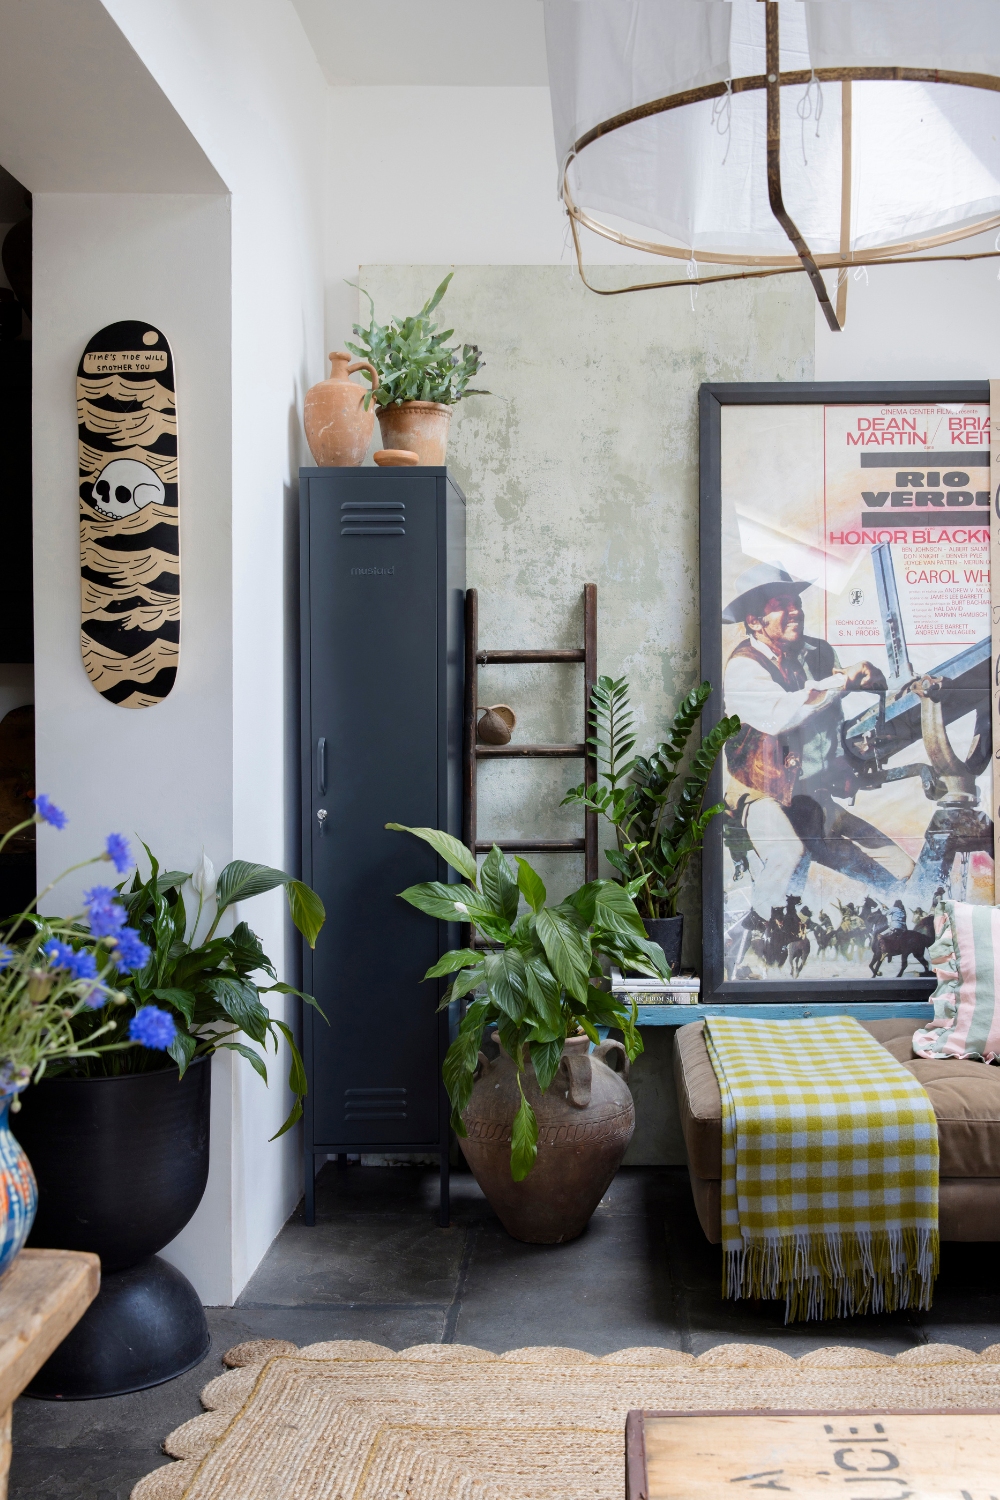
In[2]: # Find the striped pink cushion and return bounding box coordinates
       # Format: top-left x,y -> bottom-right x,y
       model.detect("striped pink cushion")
912,900 -> 1000,1064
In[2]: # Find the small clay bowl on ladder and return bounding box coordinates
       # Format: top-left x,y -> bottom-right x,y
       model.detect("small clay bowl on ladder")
476,705 -> 517,745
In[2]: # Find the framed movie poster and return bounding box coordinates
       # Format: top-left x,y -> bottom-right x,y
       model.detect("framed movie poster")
700,382 -> 994,1004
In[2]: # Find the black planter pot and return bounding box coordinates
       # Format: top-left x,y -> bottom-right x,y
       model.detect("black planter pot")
12,1059 -> 212,1399
641,915 -> 684,974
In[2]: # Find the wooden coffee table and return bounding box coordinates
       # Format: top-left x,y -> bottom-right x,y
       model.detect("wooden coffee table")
626,1407 -> 1000,1499
0,1249 -> 99,1497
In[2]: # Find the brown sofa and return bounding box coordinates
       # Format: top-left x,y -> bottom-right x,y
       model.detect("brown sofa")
673,1018 -> 1000,1241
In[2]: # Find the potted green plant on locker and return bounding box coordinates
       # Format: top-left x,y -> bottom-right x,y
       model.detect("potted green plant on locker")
346,272 -> 488,464
387,822 -> 667,1245
562,678 -> 740,972
13,823 -> 326,1399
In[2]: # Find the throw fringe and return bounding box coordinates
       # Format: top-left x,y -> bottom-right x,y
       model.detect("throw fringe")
723,1228 -> 940,1324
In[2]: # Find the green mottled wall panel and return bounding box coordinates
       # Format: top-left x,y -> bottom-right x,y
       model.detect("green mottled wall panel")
359,265 -> 814,978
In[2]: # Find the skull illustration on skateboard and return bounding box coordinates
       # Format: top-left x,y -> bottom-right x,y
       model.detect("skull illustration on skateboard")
77,321 -> 179,708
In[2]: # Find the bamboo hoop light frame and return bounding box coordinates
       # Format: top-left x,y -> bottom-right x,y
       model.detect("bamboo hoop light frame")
562,2 -> 1000,328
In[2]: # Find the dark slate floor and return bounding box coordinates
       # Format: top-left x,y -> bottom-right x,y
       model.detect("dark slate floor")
11,1162 -> 1000,1499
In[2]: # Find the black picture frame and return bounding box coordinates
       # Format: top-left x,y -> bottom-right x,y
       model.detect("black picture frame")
699,379 -> 991,1005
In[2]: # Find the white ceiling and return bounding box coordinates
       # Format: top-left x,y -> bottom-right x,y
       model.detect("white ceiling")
290,0 -> 548,86
0,0 -> 225,193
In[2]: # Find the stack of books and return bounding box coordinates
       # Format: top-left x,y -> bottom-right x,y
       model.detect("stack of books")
609,967 -> 701,1006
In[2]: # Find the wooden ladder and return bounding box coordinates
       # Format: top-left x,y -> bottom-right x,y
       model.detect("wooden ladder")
462,584 -> 598,879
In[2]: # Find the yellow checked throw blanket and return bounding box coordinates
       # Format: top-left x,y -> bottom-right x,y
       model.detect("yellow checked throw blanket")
703,1016 -> 939,1322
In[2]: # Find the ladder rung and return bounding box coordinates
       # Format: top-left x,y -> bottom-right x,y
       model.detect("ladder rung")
477,649 -> 585,664
476,743 -> 586,759
474,839 -> 585,853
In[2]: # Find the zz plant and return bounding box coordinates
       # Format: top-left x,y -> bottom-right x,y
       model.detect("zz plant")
387,823 -> 668,1181
562,678 -> 740,921
346,273 -> 488,410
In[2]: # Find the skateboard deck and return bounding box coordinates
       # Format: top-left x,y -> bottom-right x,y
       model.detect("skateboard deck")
77,321 -> 179,708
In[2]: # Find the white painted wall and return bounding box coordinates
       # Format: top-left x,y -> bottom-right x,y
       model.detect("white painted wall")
101,0 -> 328,1301
32,191 -> 237,1302
324,85 -> 668,356
814,229 -> 1000,382
10,0 -> 327,1304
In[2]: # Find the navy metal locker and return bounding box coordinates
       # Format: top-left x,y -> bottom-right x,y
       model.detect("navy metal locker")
299,466 -> 465,1226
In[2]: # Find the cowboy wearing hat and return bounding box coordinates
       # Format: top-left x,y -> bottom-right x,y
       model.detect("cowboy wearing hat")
723,563 -> 914,931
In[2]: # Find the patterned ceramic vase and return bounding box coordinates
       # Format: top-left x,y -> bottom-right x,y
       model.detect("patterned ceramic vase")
0,1089 -> 37,1273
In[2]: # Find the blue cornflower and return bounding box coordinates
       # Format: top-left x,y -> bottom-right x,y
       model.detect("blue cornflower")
0,946 -> 11,971
44,941 -> 100,982
34,795 -> 67,829
80,984 -> 108,1010
69,950 -> 98,982
104,834 -> 132,875
112,926 -> 151,972
85,886 -> 127,938
44,939 -> 76,970
129,1006 -> 176,1050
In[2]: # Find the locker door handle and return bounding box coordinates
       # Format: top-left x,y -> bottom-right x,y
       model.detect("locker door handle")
317,737 -> 327,794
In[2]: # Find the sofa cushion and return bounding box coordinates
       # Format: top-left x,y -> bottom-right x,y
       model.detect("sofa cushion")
912,900 -> 1000,1063
673,1016 -> 1000,1182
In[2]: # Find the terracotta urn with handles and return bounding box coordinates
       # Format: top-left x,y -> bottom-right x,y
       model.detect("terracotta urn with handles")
459,1033 -> 635,1243
304,351 -> 379,466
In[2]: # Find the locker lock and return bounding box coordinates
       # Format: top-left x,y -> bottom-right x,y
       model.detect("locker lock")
316,808 -> 328,831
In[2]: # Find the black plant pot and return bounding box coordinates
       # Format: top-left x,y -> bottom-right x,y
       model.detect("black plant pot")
637,916 -> 684,975
12,1059 -> 212,1399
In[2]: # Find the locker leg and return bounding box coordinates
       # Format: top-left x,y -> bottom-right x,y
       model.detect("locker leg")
336,1152 -> 347,1169
305,1152 -> 316,1227
439,1147 -> 450,1227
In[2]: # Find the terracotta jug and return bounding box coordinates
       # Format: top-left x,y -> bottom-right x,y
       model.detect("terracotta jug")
304,352 -> 379,466
460,1034 -> 634,1244
376,400 -> 452,465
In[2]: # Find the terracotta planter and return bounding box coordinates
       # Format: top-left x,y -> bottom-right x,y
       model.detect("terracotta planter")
304,352 -> 379,466
377,400 -> 452,465
459,1034 -> 634,1244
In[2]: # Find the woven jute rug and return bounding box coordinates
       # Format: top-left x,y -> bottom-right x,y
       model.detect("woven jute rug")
131,1338 -> 1000,1500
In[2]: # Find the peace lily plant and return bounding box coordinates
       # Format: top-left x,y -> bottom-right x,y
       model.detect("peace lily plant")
55,841 -> 326,1139
387,823 -> 668,1180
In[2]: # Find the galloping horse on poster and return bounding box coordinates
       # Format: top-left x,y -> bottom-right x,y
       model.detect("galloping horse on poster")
803,908 -> 836,960
747,897 -> 808,975
860,895 -> 888,943
870,926 -> 934,978
833,901 -> 868,962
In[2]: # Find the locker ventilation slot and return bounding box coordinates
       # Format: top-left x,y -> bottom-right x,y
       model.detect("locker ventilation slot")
341,500 -> 405,537
344,1086 -> 407,1120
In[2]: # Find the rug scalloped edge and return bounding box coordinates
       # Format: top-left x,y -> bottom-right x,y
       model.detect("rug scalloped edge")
196,1338 -> 998,1414
130,1458 -> 198,1500
163,1409 -> 233,1461
211,1337 -> 994,1374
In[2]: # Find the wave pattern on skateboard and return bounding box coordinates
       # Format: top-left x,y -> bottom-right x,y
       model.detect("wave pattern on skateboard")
77,324 -> 179,709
